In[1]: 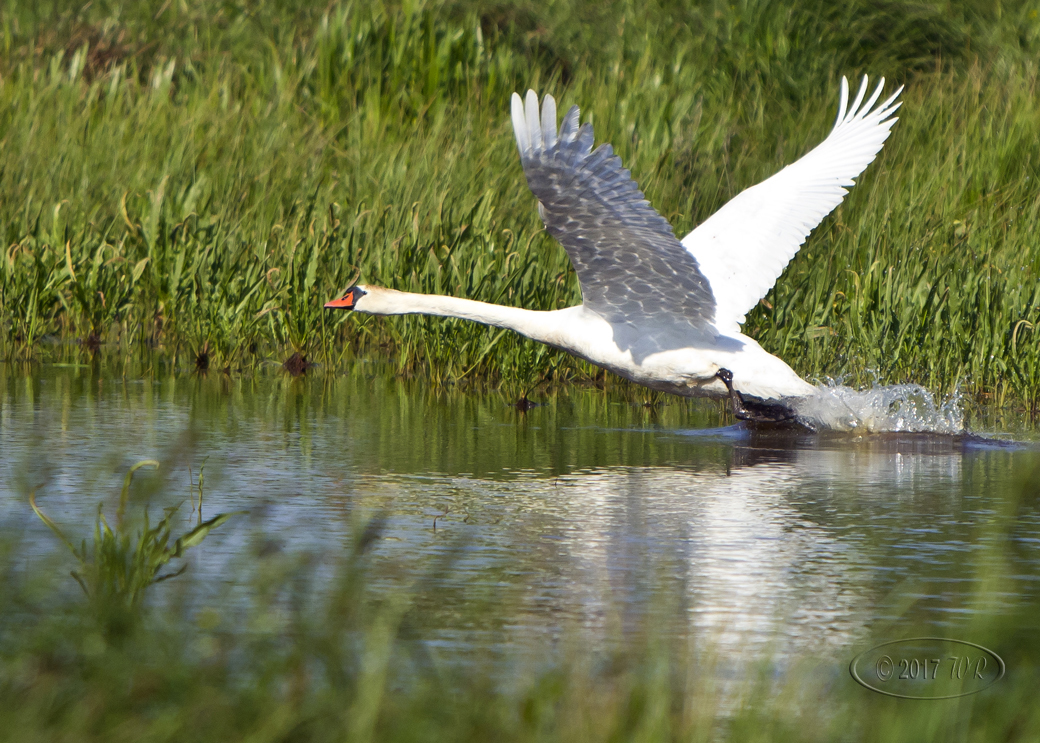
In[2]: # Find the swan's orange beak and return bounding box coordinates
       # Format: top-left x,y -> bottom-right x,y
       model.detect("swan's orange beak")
325,290 -> 357,310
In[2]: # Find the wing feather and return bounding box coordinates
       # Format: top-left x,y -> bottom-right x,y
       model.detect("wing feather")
511,91 -> 716,331
681,76 -> 901,332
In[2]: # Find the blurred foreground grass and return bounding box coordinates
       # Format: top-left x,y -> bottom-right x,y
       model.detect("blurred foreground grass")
2,457 -> 1040,742
1,0 -> 1040,408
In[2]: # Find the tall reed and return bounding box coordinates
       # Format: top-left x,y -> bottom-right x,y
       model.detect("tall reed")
1,1 -> 1039,406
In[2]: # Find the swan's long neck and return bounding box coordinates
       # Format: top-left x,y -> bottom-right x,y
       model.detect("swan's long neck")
353,285 -> 564,345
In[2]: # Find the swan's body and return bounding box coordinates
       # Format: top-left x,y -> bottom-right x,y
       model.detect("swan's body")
327,77 -> 902,417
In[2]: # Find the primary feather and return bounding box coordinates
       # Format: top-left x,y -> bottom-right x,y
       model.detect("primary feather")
510,90 -> 717,333
681,76 -> 903,332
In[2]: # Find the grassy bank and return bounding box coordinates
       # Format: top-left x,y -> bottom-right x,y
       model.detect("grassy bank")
1,1 -> 1040,407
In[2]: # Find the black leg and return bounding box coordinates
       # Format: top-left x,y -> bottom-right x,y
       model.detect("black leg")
714,368 -> 797,423
714,368 -> 752,420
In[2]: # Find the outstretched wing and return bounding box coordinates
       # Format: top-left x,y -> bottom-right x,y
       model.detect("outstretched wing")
511,90 -> 716,331
681,76 -> 902,332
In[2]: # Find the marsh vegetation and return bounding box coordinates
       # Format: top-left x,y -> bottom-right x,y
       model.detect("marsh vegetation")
4,1 -> 1040,740
1,0 -> 1039,407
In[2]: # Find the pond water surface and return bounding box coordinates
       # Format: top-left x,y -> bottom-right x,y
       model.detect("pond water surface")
2,362 -> 1039,677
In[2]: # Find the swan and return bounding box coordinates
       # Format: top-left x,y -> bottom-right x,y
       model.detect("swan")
326,77 -> 902,421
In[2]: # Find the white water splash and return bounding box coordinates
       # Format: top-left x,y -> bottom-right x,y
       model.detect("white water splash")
793,381 -> 964,434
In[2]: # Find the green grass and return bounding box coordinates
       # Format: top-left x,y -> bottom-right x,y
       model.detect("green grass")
2,0 -> 1040,408
30,458 -> 235,618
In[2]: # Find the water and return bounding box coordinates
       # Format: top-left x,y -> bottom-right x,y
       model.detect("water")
796,381 -> 966,433
2,362 -> 1039,674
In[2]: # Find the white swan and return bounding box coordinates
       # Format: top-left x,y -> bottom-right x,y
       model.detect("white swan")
326,77 -> 902,421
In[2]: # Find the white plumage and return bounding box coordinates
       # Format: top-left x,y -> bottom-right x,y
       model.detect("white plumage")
327,77 -> 902,421
682,77 -> 902,332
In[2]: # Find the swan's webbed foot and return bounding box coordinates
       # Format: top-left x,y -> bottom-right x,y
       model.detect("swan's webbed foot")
714,368 -> 797,424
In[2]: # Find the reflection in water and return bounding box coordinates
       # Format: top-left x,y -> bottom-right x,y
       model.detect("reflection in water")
1,363 -> 1039,667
